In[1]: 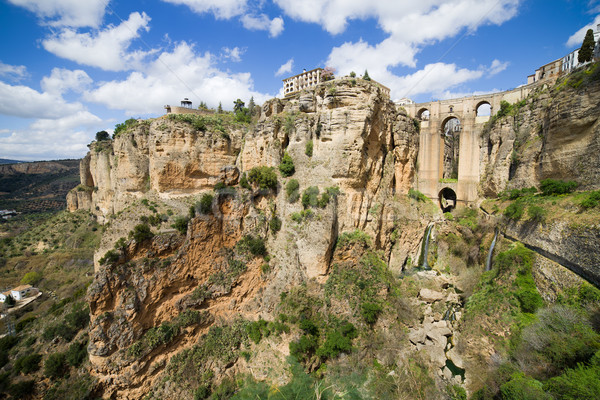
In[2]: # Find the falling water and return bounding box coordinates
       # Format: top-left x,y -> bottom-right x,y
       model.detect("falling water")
485,229 -> 499,271
421,224 -> 433,270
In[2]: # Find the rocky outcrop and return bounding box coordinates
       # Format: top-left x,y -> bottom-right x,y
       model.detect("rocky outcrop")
480,78 -> 600,196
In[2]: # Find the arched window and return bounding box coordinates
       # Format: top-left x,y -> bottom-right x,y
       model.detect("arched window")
476,101 -> 491,116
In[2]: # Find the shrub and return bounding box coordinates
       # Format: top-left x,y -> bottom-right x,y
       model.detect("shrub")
500,372 -> 550,400
289,335 -> 318,363
44,353 -> 67,379
269,216 -> 282,233
301,186 -> 320,208
504,201 -> 525,220
16,315 -> 36,332
197,193 -> 213,214
239,173 -> 251,190
528,205 -> 547,223
95,130 -> 110,141
130,223 -> 154,242
580,190 -> 600,209
65,340 -> 88,367
20,271 -> 42,285
544,362 -> 600,399
99,249 -> 120,266
286,179 -> 300,203
171,216 -> 190,235
337,230 -> 371,248
305,140 -> 313,157
290,209 -> 314,223
540,179 -> 578,195
361,302 -> 383,325
8,380 -> 35,398
113,118 -> 138,138
237,235 -> 267,257
248,166 -> 278,190
279,152 -> 295,177
408,188 -> 428,202
14,353 -> 42,374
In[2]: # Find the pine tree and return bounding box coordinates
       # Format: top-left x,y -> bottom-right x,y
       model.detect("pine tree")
248,96 -> 256,115
217,102 -> 223,114
578,29 -> 596,63
363,69 -> 371,81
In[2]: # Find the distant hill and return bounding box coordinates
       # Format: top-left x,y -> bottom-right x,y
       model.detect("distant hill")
0,158 -> 24,165
0,159 -> 80,213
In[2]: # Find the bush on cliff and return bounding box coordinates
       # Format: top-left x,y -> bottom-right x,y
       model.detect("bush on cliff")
279,152 -> 295,177
539,179 -> 578,196
129,223 -> 154,242
247,166 -> 277,190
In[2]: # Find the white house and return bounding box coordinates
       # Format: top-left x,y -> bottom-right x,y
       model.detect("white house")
10,284 -> 34,301
0,291 -> 11,302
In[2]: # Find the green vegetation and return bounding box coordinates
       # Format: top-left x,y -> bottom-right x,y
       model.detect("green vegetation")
247,166 -> 278,190
363,69 -> 371,81
196,193 -> 214,215
239,173 -> 251,190
171,216 -> 190,235
581,190 -> 600,209
113,118 -> 139,138
236,235 -> 267,257
337,230 -> 371,248
285,179 -> 300,203
301,186 -> 338,209
278,152 -> 295,177
290,209 -> 314,223
95,130 -> 110,141
504,200 -> 525,221
269,215 -> 282,233
408,188 -> 429,203
129,223 -> 154,242
20,270 -> 42,285
527,204 -> 547,223
167,112 -> 238,133
539,178 -> 578,195
305,140 -> 313,157
578,29 -> 596,63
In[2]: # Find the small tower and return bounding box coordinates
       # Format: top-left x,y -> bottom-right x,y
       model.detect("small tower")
181,98 -> 192,109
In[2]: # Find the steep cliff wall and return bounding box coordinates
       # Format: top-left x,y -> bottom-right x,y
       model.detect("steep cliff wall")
480,74 -> 600,196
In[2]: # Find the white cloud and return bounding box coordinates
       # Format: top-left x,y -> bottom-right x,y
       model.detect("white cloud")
7,0 -> 107,28
566,14 -> 600,47
42,12 -> 155,71
0,112 -> 103,161
0,61 -> 28,81
488,59 -> 509,76
0,81 -> 84,119
276,58 -> 294,76
241,14 -> 285,37
276,0 -> 519,97
222,47 -> 245,62
85,42 -> 272,115
161,0 -> 248,19
386,63 -> 484,99
41,68 -> 92,95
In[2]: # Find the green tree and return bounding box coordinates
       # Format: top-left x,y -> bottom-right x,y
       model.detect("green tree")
21,271 -> 42,286
95,130 -> 110,141
279,152 -> 295,177
217,101 -> 223,114
248,96 -> 256,115
363,69 -> 371,81
233,99 -> 245,113
578,29 -> 596,63
349,71 -> 356,78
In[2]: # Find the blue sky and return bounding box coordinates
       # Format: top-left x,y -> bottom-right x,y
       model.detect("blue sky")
0,0 -> 598,161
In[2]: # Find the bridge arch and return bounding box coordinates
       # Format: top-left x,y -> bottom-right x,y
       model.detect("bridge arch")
440,116 -> 461,135
476,101 -> 491,116
417,107 -> 430,121
439,188 -> 457,212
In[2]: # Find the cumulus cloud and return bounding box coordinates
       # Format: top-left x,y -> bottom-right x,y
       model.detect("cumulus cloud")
0,111 -> 103,161
42,12 -> 155,71
7,0 -> 107,28
488,59 -> 509,76
222,47 -> 245,62
161,0 -> 248,19
276,58 -> 294,76
85,42 -> 272,115
277,0 -> 519,98
41,68 -> 92,95
0,61 -> 28,81
0,81 -> 84,119
566,14 -> 600,47
241,14 -> 284,37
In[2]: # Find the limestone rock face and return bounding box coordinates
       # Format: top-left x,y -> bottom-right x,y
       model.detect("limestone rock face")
480,80 -> 600,196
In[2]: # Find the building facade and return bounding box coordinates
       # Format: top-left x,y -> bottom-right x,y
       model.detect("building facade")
282,68 -> 323,97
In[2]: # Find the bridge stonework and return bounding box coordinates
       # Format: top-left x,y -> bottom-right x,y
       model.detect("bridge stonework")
405,85 -> 535,209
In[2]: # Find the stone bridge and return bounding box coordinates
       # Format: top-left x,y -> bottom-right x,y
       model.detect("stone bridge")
404,84 -> 536,211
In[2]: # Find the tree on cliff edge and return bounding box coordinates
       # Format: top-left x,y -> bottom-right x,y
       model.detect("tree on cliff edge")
578,29 -> 596,63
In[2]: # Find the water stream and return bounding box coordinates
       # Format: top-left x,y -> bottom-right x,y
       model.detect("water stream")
421,224 -> 433,270
485,229 -> 499,271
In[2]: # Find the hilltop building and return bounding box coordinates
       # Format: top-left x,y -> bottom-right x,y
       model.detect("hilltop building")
283,68 -> 323,97
528,24 -> 600,84
283,68 -> 391,98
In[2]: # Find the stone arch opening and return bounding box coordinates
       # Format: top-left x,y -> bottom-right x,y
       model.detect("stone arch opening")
439,188 -> 457,212
417,108 -> 430,121
441,117 -> 461,180
476,101 -> 491,116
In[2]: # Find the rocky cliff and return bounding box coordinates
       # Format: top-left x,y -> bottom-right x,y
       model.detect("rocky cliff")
68,71 -> 600,399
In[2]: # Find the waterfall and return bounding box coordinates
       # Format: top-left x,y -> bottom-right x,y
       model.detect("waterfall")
421,224 -> 433,270
485,229 -> 499,271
